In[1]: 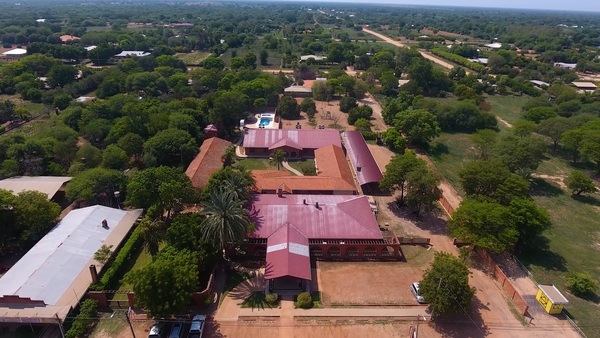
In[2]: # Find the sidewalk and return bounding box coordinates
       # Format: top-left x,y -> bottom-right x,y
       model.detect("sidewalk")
282,161 -> 303,176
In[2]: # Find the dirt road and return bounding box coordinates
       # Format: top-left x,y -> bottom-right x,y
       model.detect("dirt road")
361,27 -> 469,74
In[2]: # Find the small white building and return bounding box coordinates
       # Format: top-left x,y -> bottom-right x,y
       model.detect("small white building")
571,81 -> 598,93
530,80 -> 550,89
554,62 -> 577,69
484,42 -> 502,49
1,48 -> 27,59
299,55 -> 327,62
468,58 -> 489,64
114,51 -> 151,58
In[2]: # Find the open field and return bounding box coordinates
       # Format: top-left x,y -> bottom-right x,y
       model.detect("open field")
427,94 -> 600,337
175,52 -> 211,65
316,261 -> 430,306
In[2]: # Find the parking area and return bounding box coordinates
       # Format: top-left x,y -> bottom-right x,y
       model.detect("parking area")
315,261 -> 426,306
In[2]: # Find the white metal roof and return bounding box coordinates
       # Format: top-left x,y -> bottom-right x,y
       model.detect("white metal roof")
538,284 -> 569,304
530,80 -> 550,87
485,42 -> 502,49
85,45 -> 97,51
1,48 -> 27,56
114,51 -> 151,57
0,206 -> 141,305
284,85 -> 312,93
571,81 -> 597,88
0,176 -> 71,199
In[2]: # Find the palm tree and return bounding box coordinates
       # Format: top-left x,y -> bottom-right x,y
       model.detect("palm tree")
139,219 -> 165,256
270,149 -> 286,170
200,187 -> 251,257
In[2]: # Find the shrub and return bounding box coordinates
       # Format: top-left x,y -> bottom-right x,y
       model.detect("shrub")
360,131 -> 378,140
90,225 -> 143,290
567,272 -> 598,297
296,291 -> 313,309
265,293 -> 279,305
65,299 -> 97,338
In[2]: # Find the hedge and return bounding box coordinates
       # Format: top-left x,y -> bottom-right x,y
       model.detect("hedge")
360,131 -> 378,140
430,48 -> 486,72
65,299 -> 97,338
89,224 -> 143,291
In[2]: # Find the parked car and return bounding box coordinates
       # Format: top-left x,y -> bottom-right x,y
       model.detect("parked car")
148,322 -> 163,338
411,282 -> 427,304
168,322 -> 183,338
188,314 -> 206,338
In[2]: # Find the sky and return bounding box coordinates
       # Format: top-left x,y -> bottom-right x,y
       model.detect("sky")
315,0 -> 600,12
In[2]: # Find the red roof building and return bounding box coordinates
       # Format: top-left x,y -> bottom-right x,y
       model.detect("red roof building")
59,35 -> 80,43
250,194 -> 382,240
242,129 -> 341,158
264,224 -> 311,281
185,137 -> 232,188
342,131 -> 383,190
252,144 -> 357,195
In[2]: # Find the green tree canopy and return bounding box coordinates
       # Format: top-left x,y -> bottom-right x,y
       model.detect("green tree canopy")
565,170 -> 597,196
379,151 -> 426,204
277,95 -> 301,119
66,168 -> 126,206
394,109 -> 441,146
124,248 -> 199,317
142,128 -> 197,167
459,160 -> 511,198
102,144 -> 128,169
420,252 -> 475,316
14,190 -> 60,243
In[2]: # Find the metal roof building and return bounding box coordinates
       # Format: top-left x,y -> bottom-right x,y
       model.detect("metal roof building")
264,224 -> 311,281
242,129 -> 341,152
0,176 -> 71,199
341,131 -> 383,188
250,194 -> 381,240
0,206 -> 142,323
114,51 -> 151,57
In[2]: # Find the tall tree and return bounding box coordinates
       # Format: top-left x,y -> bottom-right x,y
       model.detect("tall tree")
508,198 -> 552,250
142,128 -> 197,167
14,191 -> 60,243
200,187 -> 252,255
209,90 -> 249,135
537,117 -> 572,152
565,170 -> 597,196
394,109 -> 441,146
66,168 -> 126,206
405,167 -> 441,215
459,160 -> 511,197
449,199 -> 519,253
124,249 -> 199,317
379,151 -> 427,204
470,129 -> 498,160
138,218 -> 165,256
420,252 -> 475,316
270,149 -> 285,170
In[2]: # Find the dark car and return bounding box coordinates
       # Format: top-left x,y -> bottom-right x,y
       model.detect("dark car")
188,315 -> 206,338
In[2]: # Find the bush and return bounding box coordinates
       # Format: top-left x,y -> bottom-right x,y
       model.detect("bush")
65,299 -> 97,338
90,225 -> 143,290
360,131 -> 377,140
567,272 -> 598,297
296,291 -> 313,309
265,293 -> 279,305
430,48 -> 485,72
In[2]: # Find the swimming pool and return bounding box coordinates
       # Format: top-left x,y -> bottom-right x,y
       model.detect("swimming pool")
260,117 -> 271,126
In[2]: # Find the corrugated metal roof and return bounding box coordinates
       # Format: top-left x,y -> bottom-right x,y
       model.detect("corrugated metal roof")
0,176 -> 72,199
242,129 -> 341,150
250,195 -> 381,240
342,131 -> 383,186
0,206 -> 142,306
265,224 -> 311,280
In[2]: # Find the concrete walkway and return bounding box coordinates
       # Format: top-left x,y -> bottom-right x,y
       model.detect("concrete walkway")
282,161 -> 304,176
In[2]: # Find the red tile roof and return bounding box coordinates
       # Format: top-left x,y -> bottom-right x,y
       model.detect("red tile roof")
252,170 -> 356,193
242,129 -> 341,150
59,35 -> 79,42
250,195 -> 382,240
342,131 -> 383,186
265,223 -> 311,280
185,137 -> 232,188
314,145 -> 356,189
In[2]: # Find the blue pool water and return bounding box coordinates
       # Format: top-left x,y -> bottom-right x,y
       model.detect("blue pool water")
260,118 -> 271,126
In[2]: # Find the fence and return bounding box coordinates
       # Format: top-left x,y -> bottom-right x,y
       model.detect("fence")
475,248 -> 529,316
438,195 -> 455,217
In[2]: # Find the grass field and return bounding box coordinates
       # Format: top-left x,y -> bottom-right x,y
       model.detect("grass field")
287,158 -> 316,175
236,158 -> 278,170
427,94 -> 600,337
116,247 -> 153,292
175,52 -> 211,65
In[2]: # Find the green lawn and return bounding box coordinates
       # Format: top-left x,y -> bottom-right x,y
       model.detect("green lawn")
486,95 -> 530,126
236,158 -> 278,170
287,158 -> 316,175
175,52 -> 211,66
115,247 -> 153,292
427,133 -> 479,195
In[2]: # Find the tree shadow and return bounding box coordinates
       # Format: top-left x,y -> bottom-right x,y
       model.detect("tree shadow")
427,142 -> 449,158
241,291 -> 271,309
429,296 -> 490,338
530,178 -> 564,197
515,236 -> 568,272
205,319 -> 225,338
571,194 -> 600,206
387,200 -> 450,236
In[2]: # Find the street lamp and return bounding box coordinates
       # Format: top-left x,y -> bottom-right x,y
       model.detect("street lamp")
114,191 -> 121,209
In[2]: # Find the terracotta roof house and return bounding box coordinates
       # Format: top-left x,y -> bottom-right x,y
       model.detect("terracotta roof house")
59,35 -> 79,43
246,194 -> 402,292
242,129 -> 341,159
185,137 -> 233,188
252,144 -> 357,195
341,131 -> 383,192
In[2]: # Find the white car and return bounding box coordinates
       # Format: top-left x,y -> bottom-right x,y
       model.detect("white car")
188,314 -> 206,338
411,282 -> 427,304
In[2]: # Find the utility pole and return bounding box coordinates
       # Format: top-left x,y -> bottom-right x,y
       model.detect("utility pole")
125,307 -> 136,338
